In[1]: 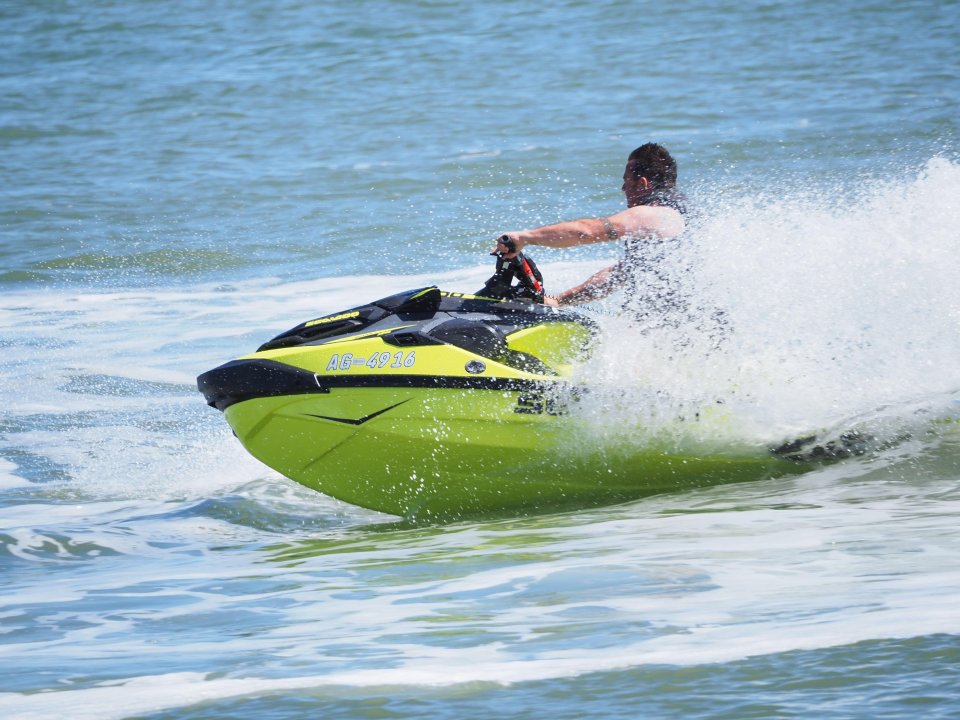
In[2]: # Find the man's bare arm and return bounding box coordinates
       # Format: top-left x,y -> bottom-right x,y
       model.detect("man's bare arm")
547,265 -> 617,306
497,205 -> 683,256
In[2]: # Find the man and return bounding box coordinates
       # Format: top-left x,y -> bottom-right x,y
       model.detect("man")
494,143 -> 687,314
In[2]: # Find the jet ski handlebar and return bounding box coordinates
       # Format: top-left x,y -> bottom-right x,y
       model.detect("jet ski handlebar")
478,235 -> 545,303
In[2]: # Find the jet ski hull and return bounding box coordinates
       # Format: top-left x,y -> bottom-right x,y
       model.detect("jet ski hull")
220,384 -> 804,520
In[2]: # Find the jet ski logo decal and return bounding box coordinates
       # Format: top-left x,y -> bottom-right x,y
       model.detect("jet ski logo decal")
305,399 -> 410,425
305,311 -> 361,327
515,389 -> 582,416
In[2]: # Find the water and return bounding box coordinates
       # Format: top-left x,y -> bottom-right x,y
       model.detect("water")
2,0 -> 960,717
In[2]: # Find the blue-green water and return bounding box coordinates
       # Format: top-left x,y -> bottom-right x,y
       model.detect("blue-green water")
2,1 -> 960,717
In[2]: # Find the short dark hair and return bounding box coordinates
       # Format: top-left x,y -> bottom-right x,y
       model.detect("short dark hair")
627,143 -> 677,188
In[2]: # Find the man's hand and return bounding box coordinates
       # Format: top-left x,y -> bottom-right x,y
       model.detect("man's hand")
492,234 -> 525,258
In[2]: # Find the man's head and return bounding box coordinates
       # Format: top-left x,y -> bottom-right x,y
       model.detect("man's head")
623,143 -> 677,206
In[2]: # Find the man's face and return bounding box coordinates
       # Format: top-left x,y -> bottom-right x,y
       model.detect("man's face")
622,159 -> 652,207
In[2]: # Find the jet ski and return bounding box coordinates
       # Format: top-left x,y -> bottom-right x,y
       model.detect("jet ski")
198,249 -> 811,521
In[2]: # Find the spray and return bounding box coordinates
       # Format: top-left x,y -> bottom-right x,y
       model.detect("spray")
573,158 -> 960,451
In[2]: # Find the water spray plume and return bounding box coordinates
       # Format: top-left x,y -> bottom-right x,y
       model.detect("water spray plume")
579,158 -> 960,448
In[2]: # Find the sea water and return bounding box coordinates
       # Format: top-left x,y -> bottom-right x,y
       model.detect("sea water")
2,1 -> 960,718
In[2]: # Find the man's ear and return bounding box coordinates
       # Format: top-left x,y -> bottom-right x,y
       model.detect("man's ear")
639,177 -> 651,190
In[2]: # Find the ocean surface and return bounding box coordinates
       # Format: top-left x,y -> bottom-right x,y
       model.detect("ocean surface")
2,0 -> 960,717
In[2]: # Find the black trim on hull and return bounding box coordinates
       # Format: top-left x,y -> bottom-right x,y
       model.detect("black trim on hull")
197,358 -> 561,412
305,399 -> 412,425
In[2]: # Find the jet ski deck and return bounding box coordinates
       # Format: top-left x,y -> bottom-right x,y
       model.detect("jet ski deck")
199,287 -> 591,412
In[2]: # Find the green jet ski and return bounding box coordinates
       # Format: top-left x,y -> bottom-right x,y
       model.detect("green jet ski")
198,250 -> 813,521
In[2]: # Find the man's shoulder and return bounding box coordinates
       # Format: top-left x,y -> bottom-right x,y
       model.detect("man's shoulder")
609,205 -> 684,238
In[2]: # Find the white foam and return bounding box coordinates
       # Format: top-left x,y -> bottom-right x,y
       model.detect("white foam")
3,471 -> 959,718
0,458 -> 29,489
3,594 -> 959,720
